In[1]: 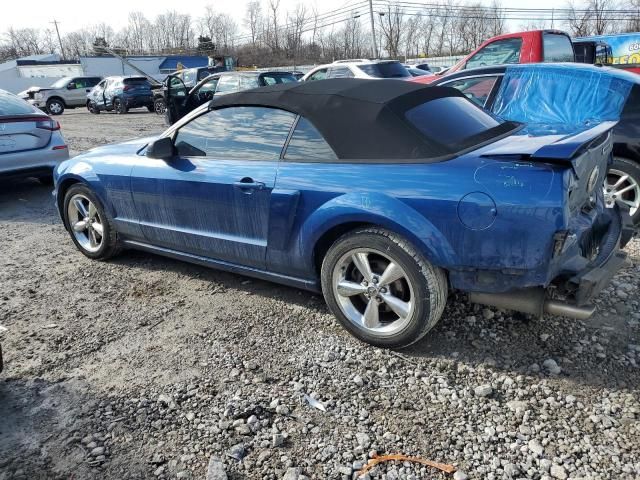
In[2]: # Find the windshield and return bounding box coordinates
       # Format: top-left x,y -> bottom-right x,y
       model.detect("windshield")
51,77 -> 73,88
357,62 -> 410,78
405,96 -> 519,154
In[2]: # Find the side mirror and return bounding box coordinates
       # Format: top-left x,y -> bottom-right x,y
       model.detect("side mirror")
147,137 -> 176,160
67,83 -> 75,90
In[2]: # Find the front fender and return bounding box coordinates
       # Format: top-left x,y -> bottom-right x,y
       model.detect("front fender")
55,161 -> 120,220
299,192 -> 458,270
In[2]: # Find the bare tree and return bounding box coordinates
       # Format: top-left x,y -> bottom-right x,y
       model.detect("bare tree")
244,1 -> 262,47
378,3 -> 403,58
267,0 -> 281,51
285,4 -> 307,58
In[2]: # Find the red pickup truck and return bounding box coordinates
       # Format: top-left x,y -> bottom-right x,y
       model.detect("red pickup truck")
417,29 -> 576,83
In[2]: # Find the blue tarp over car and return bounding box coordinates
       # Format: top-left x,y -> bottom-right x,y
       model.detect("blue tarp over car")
492,63 -> 638,134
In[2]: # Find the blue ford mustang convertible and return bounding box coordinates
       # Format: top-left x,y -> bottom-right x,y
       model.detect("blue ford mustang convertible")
54,79 -> 633,348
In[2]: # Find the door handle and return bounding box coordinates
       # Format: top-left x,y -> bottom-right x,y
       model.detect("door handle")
233,177 -> 265,192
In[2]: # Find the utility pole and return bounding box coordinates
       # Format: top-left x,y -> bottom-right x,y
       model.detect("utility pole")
51,19 -> 64,59
368,0 -> 378,59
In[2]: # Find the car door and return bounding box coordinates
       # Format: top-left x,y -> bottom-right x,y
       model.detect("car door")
88,79 -> 107,109
130,106 -> 297,269
66,78 -> 91,107
439,75 -> 502,108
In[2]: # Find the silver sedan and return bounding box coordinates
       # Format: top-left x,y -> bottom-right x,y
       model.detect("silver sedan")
0,88 -> 69,183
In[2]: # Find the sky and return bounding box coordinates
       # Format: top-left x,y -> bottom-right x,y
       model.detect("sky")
1,0 -> 565,38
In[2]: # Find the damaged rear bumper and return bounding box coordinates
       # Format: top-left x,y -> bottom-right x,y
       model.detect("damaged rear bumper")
469,203 -> 633,319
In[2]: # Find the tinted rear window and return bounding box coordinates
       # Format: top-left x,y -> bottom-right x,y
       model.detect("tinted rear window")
405,97 -> 516,153
0,91 -> 37,115
357,62 -> 410,78
543,33 -> 575,62
124,78 -> 150,86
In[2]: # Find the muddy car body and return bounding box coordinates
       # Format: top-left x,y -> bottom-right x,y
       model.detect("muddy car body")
86,76 -> 154,114
54,79 -> 632,348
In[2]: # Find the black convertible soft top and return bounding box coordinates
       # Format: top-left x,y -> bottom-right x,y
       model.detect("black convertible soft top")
207,78 -> 511,160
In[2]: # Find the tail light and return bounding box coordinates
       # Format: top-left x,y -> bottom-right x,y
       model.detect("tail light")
35,118 -> 61,131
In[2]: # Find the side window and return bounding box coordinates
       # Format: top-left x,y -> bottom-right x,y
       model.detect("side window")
169,76 -> 188,97
89,77 -> 102,87
284,117 -> 337,161
328,67 -> 354,79
543,33 -> 575,62
215,75 -> 239,94
307,69 -> 328,81
240,76 -> 259,89
443,76 -> 499,107
174,106 -> 296,160
199,77 -> 219,94
96,80 -> 106,89
183,70 -> 195,85
465,38 -> 523,70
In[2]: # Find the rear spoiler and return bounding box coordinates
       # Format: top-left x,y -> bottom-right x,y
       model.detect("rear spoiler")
480,121 -> 617,161
530,121 -> 616,160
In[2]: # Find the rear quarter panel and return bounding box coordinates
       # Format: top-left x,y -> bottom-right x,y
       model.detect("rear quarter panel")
269,154 -> 566,284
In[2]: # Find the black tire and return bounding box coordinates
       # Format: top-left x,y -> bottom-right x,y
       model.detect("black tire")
113,98 -> 127,114
46,98 -> 65,115
153,98 -> 166,115
146,105 -> 155,113
87,101 -> 100,114
607,157 -> 640,225
320,228 -> 448,349
37,175 -> 53,186
62,184 -> 120,260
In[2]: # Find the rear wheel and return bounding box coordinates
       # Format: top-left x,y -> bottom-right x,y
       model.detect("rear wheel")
46,98 -> 64,115
63,184 -> 120,260
321,228 -> 448,349
605,157 -> 640,224
113,98 -> 127,114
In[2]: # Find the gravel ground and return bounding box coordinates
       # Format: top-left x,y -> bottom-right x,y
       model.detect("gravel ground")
0,109 -> 638,480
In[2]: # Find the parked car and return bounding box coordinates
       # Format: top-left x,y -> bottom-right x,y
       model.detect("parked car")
164,70 -> 297,125
301,60 -> 411,81
86,76 -> 154,114
404,60 -> 432,72
0,88 -> 69,183
54,79 -> 632,348
290,70 -> 305,80
420,29 -> 575,84
424,63 -> 640,224
26,76 -> 102,115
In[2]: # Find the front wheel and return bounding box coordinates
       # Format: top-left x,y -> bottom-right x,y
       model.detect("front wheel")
153,98 -> 166,115
321,228 -> 448,349
46,98 -> 64,115
87,101 -> 100,114
605,157 -> 640,225
63,184 -> 120,260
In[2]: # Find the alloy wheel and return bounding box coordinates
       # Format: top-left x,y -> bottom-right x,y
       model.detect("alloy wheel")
48,101 -> 62,114
331,248 -> 414,336
604,167 -> 640,216
155,100 -> 166,115
67,194 -> 104,253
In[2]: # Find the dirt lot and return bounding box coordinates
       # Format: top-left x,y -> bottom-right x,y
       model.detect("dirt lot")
0,109 -> 639,480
